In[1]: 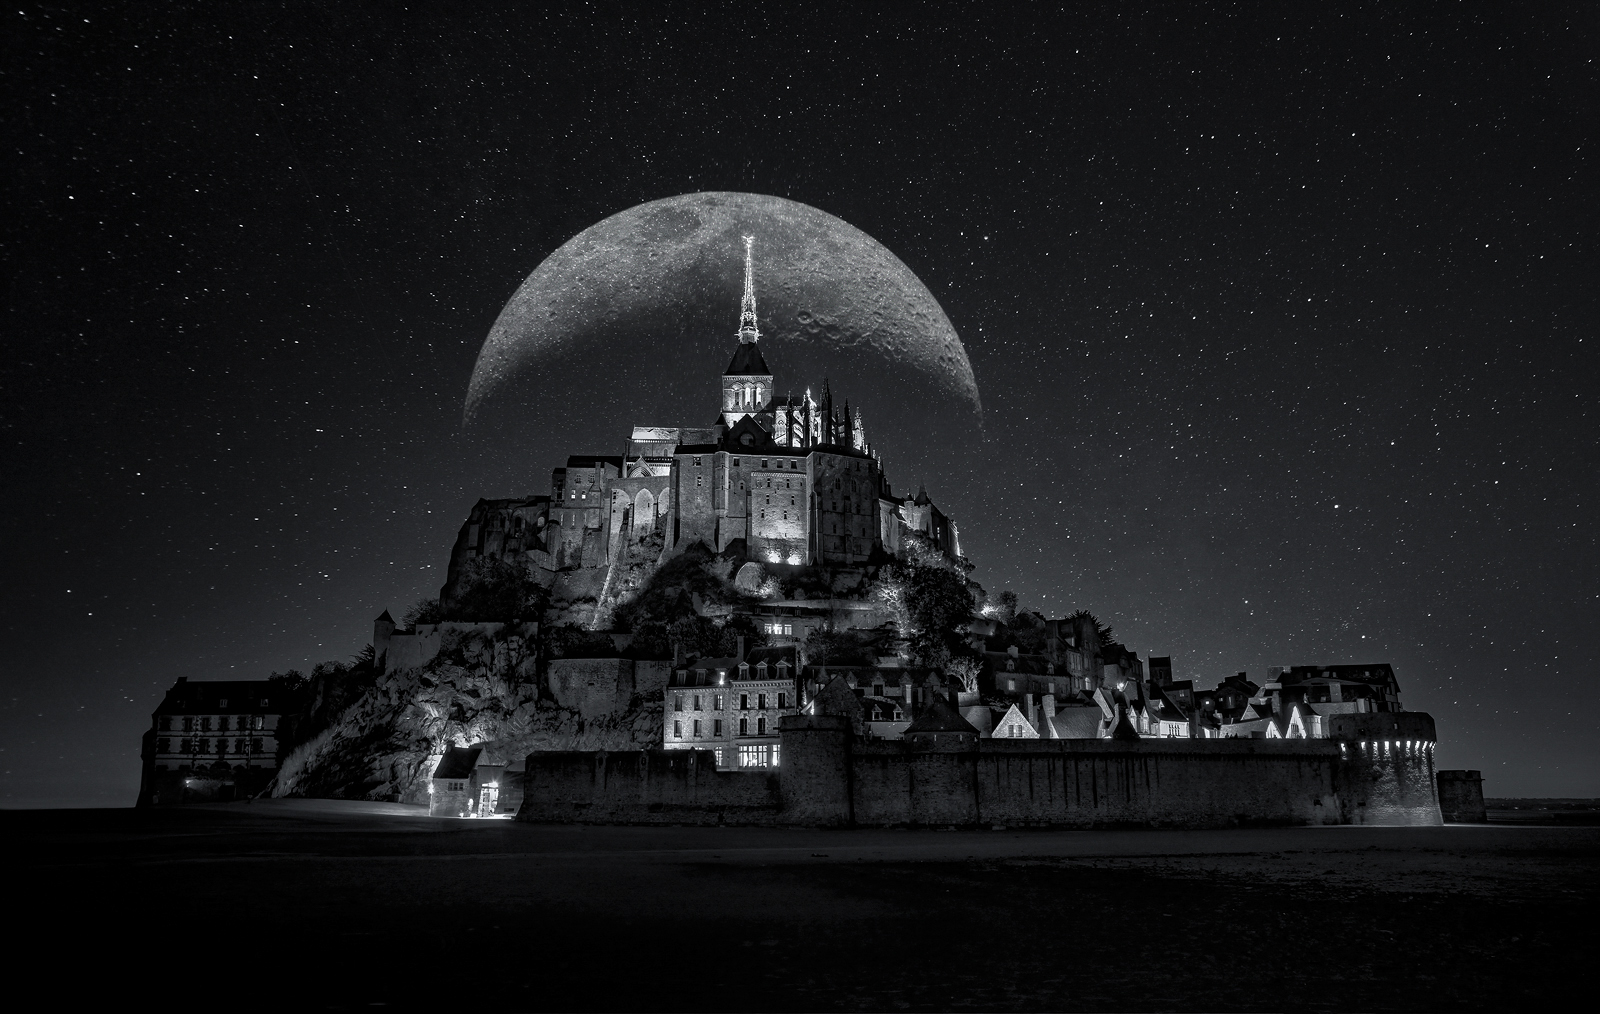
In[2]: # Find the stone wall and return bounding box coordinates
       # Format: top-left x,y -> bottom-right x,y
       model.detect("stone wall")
519,749 -> 781,825
1436,769 -> 1487,823
548,657 -> 632,720
518,711 -> 1445,828
382,622 -> 534,673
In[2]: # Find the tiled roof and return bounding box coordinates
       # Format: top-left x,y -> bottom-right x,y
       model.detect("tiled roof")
432,746 -> 481,780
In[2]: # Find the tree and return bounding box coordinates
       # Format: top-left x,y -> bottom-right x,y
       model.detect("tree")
803,628 -> 875,666
992,590 -> 1019,624
897,558 -> 974,666
443,556 -> 547,624
946,655 -> 982,694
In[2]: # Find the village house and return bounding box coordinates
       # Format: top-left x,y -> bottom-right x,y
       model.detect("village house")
664,639 -> 800,769
137,677 -> 287,806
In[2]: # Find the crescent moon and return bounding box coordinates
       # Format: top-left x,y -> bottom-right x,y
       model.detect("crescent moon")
464,192 -> 981,427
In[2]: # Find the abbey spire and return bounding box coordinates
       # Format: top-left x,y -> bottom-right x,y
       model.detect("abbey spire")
736,234 -> 761,344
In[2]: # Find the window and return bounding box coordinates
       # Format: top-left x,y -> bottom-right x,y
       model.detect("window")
251,738 -> 263,754
778,692 -> 787,709
696,475 -> 703,487
762,459 -> 768,468
732,458 -> 739,467
180,738 -> 193,753
740,694 -> 749,710
758,693 -> 767,710
158,716 -> 171,731
673,721 -> 682,739
260,698 -> 269,708
673,695 -> 683,712
692,695 -> 701,711
157,738 -> 170,753
757,717 -> 767,734
1007,679 -> 1016,691
739,718 -> 748,735
182,717 -> 193,732
714,719 -> 723,736
693,720 -> 702,737
217,716 -> 230,732
218,698 -> 228,709
253,716 -> 264,730
693,457 -> 702,466
235,738 -> 246,754
714,694 -> 723,710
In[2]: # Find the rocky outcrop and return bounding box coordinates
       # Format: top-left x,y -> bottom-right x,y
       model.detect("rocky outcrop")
272,626 -> 661,804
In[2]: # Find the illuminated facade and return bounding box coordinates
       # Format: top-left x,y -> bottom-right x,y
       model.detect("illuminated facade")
439,239 -> 961,605
663,641 -> 799,769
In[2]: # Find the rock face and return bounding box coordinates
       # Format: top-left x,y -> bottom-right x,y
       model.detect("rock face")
273,627 -> 661,805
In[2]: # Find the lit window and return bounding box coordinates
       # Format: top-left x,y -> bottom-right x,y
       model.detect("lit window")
693,720 -> 701,737
673,721 -> 682,739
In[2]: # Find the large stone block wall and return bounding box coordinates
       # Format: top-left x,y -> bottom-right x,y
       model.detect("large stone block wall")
1436,769 -> 1487,823
518,711 -> 1445,828
520,749 -> 780,825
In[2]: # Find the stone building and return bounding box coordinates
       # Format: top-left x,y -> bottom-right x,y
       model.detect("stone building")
137,678 -> 286,806
439,238 -> 962,605
664,640 -> 800,769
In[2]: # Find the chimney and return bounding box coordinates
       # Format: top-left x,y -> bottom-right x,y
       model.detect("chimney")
1043,693 -> 1057,720
736,634 -> 746,661
672,640 -> 684,667
1007,645 -> 1019,658
1025,693 -> 1035,725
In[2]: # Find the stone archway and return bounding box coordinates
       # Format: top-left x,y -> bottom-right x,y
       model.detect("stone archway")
634,488 -> 656,534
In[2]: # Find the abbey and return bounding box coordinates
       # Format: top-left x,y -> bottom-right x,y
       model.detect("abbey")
441,237 -> 959,601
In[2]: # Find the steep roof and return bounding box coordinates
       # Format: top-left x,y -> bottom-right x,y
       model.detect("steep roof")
153,678 -> 287,715
432,746 -> 482,780
904,693 -> 980,736
724,342 -> 771,376
1049,705 -> 1104,740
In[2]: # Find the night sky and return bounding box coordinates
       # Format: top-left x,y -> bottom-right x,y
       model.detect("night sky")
4,5 -> 1596,807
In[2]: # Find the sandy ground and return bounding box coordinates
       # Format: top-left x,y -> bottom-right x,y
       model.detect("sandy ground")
7,801 -> 1592,1011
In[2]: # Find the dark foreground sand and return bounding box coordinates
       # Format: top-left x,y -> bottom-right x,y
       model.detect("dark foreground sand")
7,801 -> 1592,1011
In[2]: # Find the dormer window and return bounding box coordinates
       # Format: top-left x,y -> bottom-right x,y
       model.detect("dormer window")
1006,659 -> 1016,672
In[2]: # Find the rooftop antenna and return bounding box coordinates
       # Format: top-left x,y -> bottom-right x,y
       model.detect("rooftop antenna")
736,234 -> 760,344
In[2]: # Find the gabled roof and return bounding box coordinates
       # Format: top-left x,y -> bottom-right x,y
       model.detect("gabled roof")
1048,706 -> 1104,740
904,693 -> 980,736
725,342 -> 771,376
432,746 -> 482,780
743,644 -> 798,670
376,609 -> 395,623
154,679 -> 287,715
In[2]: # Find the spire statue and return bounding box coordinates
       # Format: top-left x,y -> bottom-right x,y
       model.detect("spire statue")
736,235 -> 761,344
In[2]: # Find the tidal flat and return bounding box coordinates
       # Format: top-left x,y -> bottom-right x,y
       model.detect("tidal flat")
8,800 -> 1591,1011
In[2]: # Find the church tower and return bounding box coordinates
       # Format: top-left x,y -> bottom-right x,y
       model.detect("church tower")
721,235 -> 773,429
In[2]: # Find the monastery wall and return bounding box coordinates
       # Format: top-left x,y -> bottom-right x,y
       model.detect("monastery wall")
517,712 -> 1443,828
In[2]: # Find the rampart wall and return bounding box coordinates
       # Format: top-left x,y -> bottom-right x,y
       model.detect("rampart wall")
520,749 -> 780,824
517,712 -> 1443,828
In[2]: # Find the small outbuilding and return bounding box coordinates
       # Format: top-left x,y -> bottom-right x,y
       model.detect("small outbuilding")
429,746 -> 483,817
